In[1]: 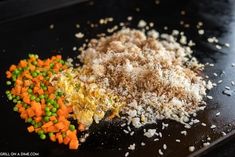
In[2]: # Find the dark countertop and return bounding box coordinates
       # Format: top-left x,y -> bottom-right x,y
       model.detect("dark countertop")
0,0 -> 235,157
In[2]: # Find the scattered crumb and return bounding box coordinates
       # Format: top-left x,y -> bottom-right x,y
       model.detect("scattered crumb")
163,144 -> 167,150
155,0 -> 160,5
207,96 -> 213,100
216,45 -> 222,50
127,16 -> 133,21
216,112 -> 221,116
210,125 -> 216,129
180,130 -> 187,136
125,152 -> 129,157
158,149 -> 164,156
75,32 -> 84,38
203,142 -> 210,147
49,24 -> 54,29
224,43 -> 230,47
189,146 -> 195,152
176,139 -> 181,143
138,20 -> 147,28
198,29 -> 204,35
128,143 -> 136,150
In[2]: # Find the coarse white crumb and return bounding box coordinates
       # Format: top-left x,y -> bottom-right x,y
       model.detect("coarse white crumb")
213,73 -> 218,77
147,30 -> 159,39
49,24 -> 54,29
141,142 -> 146,146
128,143 -> 136,150
207,96 -> 213,100
231,81 -> 235,86
210,125 -> 216,129
75,32 -> 84,38
76,24 -> 80,28
73,46 -> 77,51
181,10 -> 186,15
155,0 -> 160,5
176,139 -> 181,143
125,152 -> 129,157
144,129 -> 156,138
138,20 -> 147,28
127,16 -> 133,21
130,131 -> 134,136
149,22 -> 154,27
123,129 -> 129,134
154,138 -> 159,141
225,86 -> 230,90
222,132 -> 227,136
189,146 -> 195,152
218,80 -> 223,84
181,130 -> 187,136
224,43 -> 230,47
216,45 -> 222,50
158,149 -> 164,155
163,144 -> 167,150
203,142 -> 210,147
232,63 -> 235,67
198,29 -> 204,35
121,123 -> 126,127
216,112 -> 221,116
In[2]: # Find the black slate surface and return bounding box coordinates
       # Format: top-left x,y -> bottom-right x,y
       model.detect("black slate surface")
0,0 -> 235,157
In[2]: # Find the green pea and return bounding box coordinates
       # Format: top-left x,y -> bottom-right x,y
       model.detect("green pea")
69,125 -> 75,131
37,130 -> 44,135
27,118 -> 32,123
23,103 -> 28,108
12,76 -> 16,81
51,113 -> 57,117
13,106 -> 18,112
32,61 -> 37,65
48,132 -> 54,137
50,63 -> 54,68
45,107 -> 50,112
32,72 -> 38,77
40,134 -> 46,140
13,69 -> 20,75
44,116 -> 50,122
30,95 -> 36,100
46,111 -> 52,116
51,108 -> 57,113
62,132 -> 66,138
37,122 -> 42,127
59,60 -> 65,65
5,90 -> 10,95
16,96 -> 20,100
42,86 -> 47,90
8,95 -> 13,100
53,119 -> 58,124
13,99 -> 18,103
39,95 -> 45,99
6,81 -> 11,85
31,120 -> 36,125
28,89 -> 33,94
36,97 -> 40,102
54,103 -> 59,109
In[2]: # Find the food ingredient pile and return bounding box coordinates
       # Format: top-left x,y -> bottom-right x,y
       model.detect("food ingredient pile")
5,28 -> 212,150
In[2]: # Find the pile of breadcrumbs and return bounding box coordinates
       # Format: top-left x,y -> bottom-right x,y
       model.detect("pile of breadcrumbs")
76,28 -> 213,128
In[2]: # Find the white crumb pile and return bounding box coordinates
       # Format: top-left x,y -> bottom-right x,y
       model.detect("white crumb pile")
78,28 -> 212,128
